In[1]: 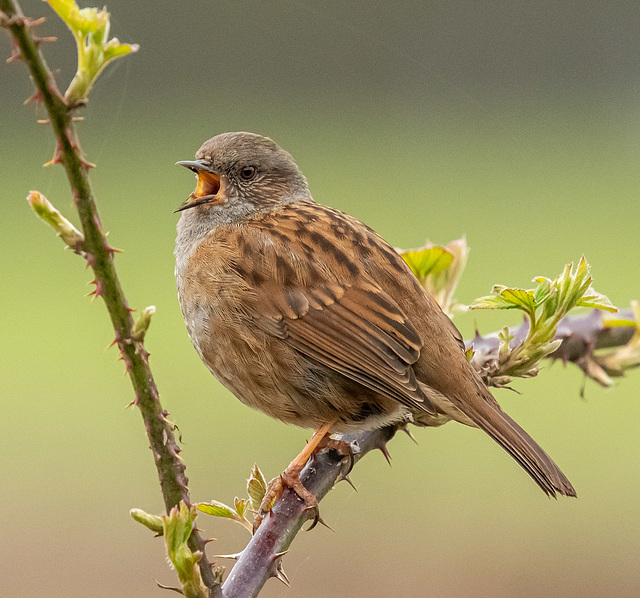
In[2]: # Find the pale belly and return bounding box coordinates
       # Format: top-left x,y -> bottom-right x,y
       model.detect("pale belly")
178,286 -> 410,432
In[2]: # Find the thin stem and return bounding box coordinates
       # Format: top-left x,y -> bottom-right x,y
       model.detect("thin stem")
1,2 -> 220,594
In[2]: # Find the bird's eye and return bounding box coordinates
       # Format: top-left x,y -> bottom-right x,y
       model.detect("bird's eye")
240,165 -> 256,180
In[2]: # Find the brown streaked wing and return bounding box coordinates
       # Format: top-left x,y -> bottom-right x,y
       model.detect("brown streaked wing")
252,279 -> 436,415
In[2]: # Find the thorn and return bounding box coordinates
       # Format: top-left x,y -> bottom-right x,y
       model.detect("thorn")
203,537 -> 216,545
167,444 -> 183,460
154,580 -> 184,595
398,423 -> 418,445
274,562 -> 291,588
580,375 -> 587,399
159,412 -> 177,428
87,279 -> 104,300
42,156 -> 61,167
43,142 -> 63,167
1,14 -> 29,27
273,549 -> 289,559
33,35 -> 57,46
304,508 -> 334,532
213,552 -> 243,560
317,515 -> 334,532
36,119 -> 50,124
104,241 -> 122,256
336,472 -> 357,492
6,47 -> 22,63
81,158 -> 96,170
378,442 -> 392,466
26,16 -> 46,28
24,90 -> 43,105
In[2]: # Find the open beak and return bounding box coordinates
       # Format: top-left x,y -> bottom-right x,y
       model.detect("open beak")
175,160 -> 222,212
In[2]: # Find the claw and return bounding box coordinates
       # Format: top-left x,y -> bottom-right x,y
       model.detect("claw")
313,435 -> 355,474
254,422 -> 335,533
303,504 -> 320,531
305,507 -> 333,532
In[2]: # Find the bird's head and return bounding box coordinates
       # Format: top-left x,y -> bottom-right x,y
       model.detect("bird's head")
175,132 -> 311,219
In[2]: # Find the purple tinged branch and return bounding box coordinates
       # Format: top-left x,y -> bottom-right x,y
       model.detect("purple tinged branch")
221,308 -> 636,598
221,426 -> 396,598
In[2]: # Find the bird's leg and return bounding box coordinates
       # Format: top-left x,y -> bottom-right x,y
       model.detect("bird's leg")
254,421 -> 334,532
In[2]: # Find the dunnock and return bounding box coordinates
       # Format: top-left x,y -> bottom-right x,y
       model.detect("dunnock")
175,132 -> 576,524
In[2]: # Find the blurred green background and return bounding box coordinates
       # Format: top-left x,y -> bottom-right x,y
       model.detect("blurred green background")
2,1 -> 640,596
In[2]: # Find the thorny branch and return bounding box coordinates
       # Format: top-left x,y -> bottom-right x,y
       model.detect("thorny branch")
0,2 -> 221,595
220,308 -> 637,598
4,4 -> 638,598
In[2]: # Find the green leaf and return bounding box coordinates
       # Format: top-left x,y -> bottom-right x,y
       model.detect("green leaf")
197,500 -> 238,520
603,316 -> 637,328
397,237 -> 469,317
198,499 -> 252,533
500,287 -> 536,313
468,293 -> 517,311
578,290 -> 617,313
470,285 -> 537,315
498,326 -> 513,362
162,503 -> 208,598
247,464 -> 267,513
400,245 -> 453,283
469,256 -> 620,387
532,276 -> 553,305
130,508 -> 163,534
234,497 -> 248,519
28,191 -> 84,252
45,0 -> 139,103
131,306 -> 156,341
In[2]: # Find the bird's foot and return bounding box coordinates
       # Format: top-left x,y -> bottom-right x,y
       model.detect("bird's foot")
313,435 -> 355,475
252,422 -> 337,533
253,468 -> 320,533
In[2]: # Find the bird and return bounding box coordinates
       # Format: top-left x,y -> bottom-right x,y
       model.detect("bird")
174,131 -> 576,526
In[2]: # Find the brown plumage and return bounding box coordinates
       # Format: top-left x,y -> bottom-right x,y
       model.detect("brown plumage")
175,132 -> 576,509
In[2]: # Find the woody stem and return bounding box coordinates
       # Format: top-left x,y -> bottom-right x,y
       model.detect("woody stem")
0,1 -> 220,594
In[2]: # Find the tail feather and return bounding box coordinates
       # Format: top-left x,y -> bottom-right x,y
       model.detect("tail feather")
473,405 -> 577,498
414,355 -> 576,496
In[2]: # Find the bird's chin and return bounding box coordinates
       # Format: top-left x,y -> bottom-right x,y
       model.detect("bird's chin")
174,194 -> 222,212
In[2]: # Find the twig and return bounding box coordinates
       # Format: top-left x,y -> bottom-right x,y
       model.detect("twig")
469,308 -> 635,362
222,426 -> 396,598
0,2 -> 220,594
221,308 -> 636,598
